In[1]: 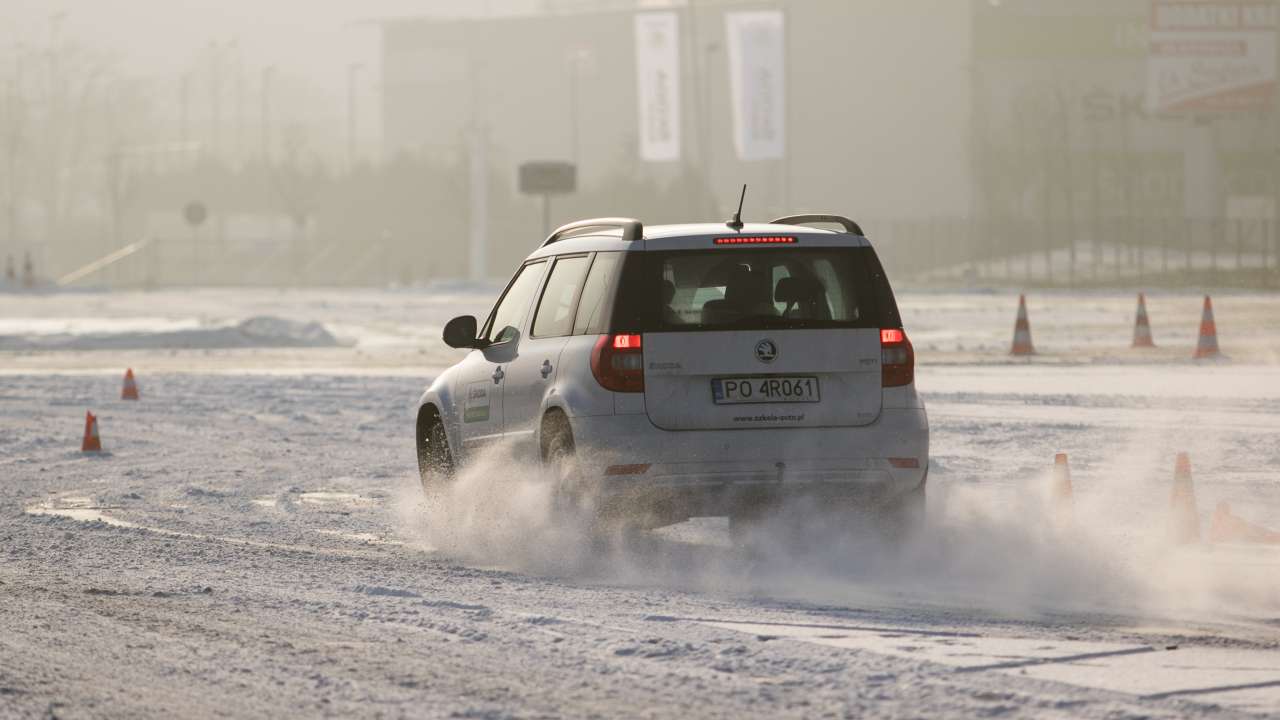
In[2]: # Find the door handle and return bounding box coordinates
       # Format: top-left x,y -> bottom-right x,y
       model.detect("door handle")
540,360 -> 553,379
492,366 -> 505,384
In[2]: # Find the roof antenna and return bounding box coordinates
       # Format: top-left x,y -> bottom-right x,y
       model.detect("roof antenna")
727,184 -> 747,231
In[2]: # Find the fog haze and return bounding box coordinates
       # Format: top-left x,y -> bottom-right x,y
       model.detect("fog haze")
1,0 -> 1276,289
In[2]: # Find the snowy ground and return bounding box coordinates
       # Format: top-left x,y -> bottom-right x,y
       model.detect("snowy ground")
2,288 -> 1280,718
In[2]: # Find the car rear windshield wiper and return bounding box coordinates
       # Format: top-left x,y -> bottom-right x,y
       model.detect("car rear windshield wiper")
723,315 -> 815,328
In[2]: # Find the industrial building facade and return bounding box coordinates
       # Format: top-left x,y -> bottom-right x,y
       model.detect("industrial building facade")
378,0 -> 1278,282
378,0 -> 973,279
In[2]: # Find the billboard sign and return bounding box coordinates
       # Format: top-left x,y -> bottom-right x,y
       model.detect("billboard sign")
518,161 -> 577,196
635,12 -> 682,162
1146,1 -> 1278,114
726,11 -> 787,161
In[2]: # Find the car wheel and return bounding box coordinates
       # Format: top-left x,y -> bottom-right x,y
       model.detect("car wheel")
543,422 -> 582,510
543,420 -> 628,550
876,480 -> 927,541
418,417 -> 454,492
728,501 -> 775,547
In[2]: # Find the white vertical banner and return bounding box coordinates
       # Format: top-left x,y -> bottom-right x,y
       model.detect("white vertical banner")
635,12 -> 682,162
726,10 -> 786,161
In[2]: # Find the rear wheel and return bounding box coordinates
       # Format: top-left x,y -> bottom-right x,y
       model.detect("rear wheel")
875,480 -> 927,541
542,417 -> 643,549
417,415 -> 454,492
542,416 -> 591,516
544,428 -> 579,501
729,481 -> 927,550
728,500 -> 778,547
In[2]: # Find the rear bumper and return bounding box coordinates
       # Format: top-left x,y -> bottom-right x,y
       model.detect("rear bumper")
568,408 -> 928,517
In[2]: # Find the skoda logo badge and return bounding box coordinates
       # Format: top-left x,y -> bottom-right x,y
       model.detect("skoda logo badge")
755,339 -> 778,364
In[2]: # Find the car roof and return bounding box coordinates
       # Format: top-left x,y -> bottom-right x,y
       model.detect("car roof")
525,222 -> 871,260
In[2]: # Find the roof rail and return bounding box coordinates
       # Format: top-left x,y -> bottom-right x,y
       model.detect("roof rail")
542,217 -> 643,247
771,214 -> 865,237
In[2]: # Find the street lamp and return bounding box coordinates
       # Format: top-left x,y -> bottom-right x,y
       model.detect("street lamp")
260,65 -> 275,165
566,49 -> 591,164
347,62 -> 364,171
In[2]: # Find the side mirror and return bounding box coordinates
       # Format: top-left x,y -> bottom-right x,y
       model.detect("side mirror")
443,315 -> 482,349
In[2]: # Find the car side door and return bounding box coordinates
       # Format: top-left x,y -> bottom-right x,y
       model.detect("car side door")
501,254 -> 592,461
454,260 -> 548,458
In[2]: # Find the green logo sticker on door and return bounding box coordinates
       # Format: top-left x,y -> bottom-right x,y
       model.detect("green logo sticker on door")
463,382 -> 491,423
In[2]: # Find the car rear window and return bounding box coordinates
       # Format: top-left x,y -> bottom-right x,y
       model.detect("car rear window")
611,247 -> 900,332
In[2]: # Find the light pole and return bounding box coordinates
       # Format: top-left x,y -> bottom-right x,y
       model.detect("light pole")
209,40 -> 222,160
465,18 -> 489,282
44,11 -> 67,267
260,65 -> 274,165
231,39 -> 243,165
1273,145 -> 1279,283
4,43 -> 27,263
566,49 -> 589,164
686,0 -> 713,188
347,63 -> 363,171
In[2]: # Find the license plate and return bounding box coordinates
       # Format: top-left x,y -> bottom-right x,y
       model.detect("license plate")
711,376 -> 820,405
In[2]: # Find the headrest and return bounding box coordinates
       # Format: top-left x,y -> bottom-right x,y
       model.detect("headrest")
661,279 -> 676,304
725,265 -> 768,304
775,276 -> 822,304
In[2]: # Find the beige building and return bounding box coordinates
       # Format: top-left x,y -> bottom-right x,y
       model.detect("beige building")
379,0 -> 1278,283
378,0 -> 974,277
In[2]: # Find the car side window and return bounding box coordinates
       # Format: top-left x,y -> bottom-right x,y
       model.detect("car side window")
484,261 -> 547,345
532,255 -> 590,338
573,252 -> 621,335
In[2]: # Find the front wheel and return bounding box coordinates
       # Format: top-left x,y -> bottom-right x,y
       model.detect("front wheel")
418,418 -> 454,492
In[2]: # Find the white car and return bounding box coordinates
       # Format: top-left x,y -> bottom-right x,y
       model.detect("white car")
416,215 -> 928,536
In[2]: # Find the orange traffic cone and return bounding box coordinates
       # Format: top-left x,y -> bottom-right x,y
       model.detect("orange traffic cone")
1051,453 -> 1074,521
1193,296 -> 1221,359
1169,452 -> 1200,544
1208,502 -> 1280,545
1132,293 -> 1155,348
82,411 -> 102,453
121,368 -> 139,401
1011,294 -> 1035,356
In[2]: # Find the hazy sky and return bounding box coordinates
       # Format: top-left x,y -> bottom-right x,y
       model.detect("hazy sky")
0,1 -> 682,162
0,0 -> 438,92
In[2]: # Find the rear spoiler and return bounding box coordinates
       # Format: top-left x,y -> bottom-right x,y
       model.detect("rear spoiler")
771,214 -> 864,237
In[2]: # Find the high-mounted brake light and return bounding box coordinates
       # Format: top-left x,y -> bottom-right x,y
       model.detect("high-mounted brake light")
592,333 -> 644,393
880,328 -> 915,388
714,236 -> 798,246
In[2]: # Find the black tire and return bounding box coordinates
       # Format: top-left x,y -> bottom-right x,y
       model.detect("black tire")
542,419 -> 583,511
542,418 -> 626,549
876,480 -> 927,541
728,500 -> 776,547
418,416 -> 454,492
730,482 -> 927,550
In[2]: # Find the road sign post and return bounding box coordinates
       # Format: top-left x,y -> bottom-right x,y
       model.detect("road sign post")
518,161 -> 577,238
184,201 -> 208,285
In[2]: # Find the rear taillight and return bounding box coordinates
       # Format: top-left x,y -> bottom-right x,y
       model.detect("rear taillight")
881,328 -> 914,387
591,333 -> 644,393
